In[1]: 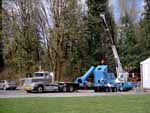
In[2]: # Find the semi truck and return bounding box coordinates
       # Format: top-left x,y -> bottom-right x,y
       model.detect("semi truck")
22,71 -> 79,93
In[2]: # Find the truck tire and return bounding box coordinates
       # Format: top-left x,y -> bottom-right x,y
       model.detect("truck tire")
94,87 -> 99,92
37,86 -> 44,93
94,89 -> 98,92
119,87 -> 123,92
113,87 -> 117,92
109,87 -> 112,92
62,86 -> 67,92
3,86 -> 7,90
68,86 -> 74,92
105,87 -> 109,92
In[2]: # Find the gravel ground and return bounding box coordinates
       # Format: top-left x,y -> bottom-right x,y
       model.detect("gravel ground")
0,89 -> 150,98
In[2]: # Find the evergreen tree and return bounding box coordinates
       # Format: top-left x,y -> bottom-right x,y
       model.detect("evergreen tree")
118,0 -> 150,71
117,21 -> 141,70
86,0 -> 116,71
139,0 -> 150,59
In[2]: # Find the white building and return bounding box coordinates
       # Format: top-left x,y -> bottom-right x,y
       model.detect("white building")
140,58 -> 150,89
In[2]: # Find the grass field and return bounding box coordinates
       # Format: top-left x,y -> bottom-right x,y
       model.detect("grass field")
0,94 -> 150,113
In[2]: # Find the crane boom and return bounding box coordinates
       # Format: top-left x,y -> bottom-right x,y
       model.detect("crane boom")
100,14 -> 128,82
111,45 -> 124,73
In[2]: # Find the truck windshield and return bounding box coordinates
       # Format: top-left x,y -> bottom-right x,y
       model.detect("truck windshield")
33,73 -> 44,77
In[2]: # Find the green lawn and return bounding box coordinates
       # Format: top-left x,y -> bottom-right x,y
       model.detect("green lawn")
0,94 -> 150,113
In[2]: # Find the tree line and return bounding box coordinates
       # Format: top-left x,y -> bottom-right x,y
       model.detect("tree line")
0,0 -> 150,81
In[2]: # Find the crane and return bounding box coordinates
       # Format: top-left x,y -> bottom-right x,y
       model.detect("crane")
100,14 -> 128,83
75,14 -> 132,92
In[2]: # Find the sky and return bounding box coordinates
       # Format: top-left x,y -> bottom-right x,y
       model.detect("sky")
81,0 -> 145,24
109,0 -> 145,24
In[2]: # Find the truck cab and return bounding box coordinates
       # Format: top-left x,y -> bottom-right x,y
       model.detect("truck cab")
22,71 -> 58,93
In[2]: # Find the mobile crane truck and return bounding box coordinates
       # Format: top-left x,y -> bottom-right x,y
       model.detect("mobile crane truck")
75,14 -> 133,92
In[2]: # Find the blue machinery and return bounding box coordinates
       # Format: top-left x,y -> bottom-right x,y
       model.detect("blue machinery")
75,65 -> 133,92
75,66 -> 95,87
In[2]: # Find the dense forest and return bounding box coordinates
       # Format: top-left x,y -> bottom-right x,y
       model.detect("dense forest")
0,0 -> 150,81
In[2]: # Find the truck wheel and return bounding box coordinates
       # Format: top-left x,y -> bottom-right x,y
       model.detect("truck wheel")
113,87 -> 117,92
3,87 -> 7,90
62,86 -> 67,92
68,86 -> 74,92
94,87 -> 99,92
37,86 -> 44,93
94,89 -> 98,92
109,87 -> 112,92
105,87 -> 109,92
119,87 -> 123,92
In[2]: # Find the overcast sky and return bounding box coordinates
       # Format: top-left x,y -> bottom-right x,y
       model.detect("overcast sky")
81,0 -> 144,24
109,0 -> 144,24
